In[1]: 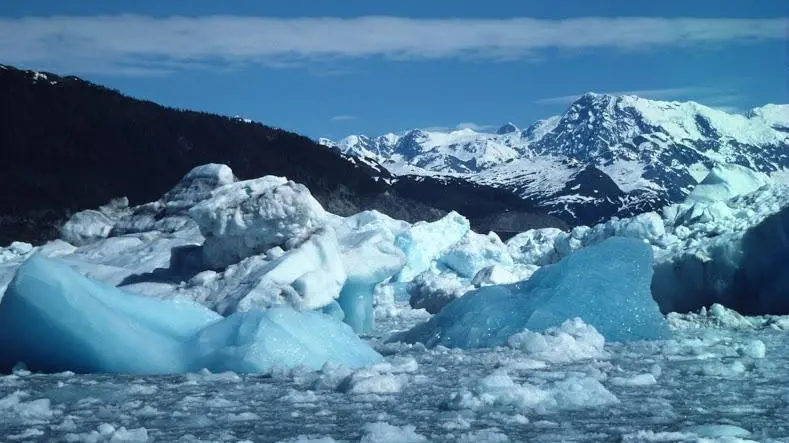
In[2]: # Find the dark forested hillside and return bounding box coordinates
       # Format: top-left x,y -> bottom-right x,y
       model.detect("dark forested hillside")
0,64 -> 564,245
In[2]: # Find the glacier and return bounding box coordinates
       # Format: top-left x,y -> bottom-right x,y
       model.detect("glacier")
391,237 -> 670,347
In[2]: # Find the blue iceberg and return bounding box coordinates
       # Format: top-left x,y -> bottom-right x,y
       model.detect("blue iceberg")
186,307 -> 382,372
0,255 -> 381,374
391,237 -> 670,347
335,214 -> 407,333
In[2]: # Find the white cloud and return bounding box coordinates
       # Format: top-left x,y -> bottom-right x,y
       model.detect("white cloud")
455,122 -> 496,131
330,115 -> 357,121
0,15 -> 785,75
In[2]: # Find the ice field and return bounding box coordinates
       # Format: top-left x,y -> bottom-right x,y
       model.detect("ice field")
1,163 -> 788,442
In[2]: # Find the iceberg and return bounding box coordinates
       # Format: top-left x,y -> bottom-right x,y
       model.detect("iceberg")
437,231 -> 513,279
188,228 -> 346,315
506,227 -> 565,266
0,255 -> 220,374
0,255 -> 380,374
331,211 -> 408,332
407,270 -> 472,314
390,237 -> 670,347
394,211 -> 470,282
336,228 -> 406,333
190,176 -> 328,269
186,307 -> 382,373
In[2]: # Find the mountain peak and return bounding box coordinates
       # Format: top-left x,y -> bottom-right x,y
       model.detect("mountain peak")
497,122 -> 520,135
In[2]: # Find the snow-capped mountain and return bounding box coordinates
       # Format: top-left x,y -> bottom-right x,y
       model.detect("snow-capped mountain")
322,94 -> 789,225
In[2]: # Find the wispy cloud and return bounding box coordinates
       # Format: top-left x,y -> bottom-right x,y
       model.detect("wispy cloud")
330,115 -> 357,121
455,122 -> 497,131
421,122 -> 498,132
534,86 -> 752,111
534,87 -> 705,105
0,15 -> 785,75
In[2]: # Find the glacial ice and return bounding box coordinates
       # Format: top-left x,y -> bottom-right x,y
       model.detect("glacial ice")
0,255 -> 221,374
186,307 -> 382,373
506,227 -> 565,266
185,228 -> 346,314
0,255 -> 380,374
190,175 -> 328,269
506,318 -> 607,363
60,209 -> 117,247
437,231 -> 513,278
501,165 -> 789,315
334,211 -> 407,333
394,211 -> 470,282
391,237 -> 670,347
407,270 -> 471,314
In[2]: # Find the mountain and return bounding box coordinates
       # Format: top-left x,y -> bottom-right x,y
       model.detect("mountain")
323,93 -> 789,225
0,64 -> 566,245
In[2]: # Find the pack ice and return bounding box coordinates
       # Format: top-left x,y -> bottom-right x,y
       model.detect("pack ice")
0,255 -> 381,374
392,237 -> 670,347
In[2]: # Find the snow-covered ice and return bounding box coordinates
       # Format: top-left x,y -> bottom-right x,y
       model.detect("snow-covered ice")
190,175 -> 328,269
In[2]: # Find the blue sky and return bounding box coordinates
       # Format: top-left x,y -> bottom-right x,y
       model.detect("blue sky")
0,1 -> 786,139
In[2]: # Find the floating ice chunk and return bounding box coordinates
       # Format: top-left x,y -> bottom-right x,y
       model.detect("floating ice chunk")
1,255 -> 371,375
445,370 -> 617,413
610,373 -> 657,387
506,318 -> 607,363
338,356 -> 418,394
458,429 -> 510,443
186,307 -> 382,373
686,164 -> 767,204
737,340 -> 766,359
408,271 -> 472,314
394,211 -> 470,282
438,231 -> 514,278
106,426 -> 149,442
344,372 -> 405,394
360,422 -> 428,443
392,237 -> 670,347
506,228 -> 565,266
192,228 -> 346,314
446,370 -> 552,411
190,176 -> 328,269
549,375 -> 619,410
666,304 -> 758,330
621,430 -> 696,442
0,391 -> 54,424
276,437 -> 338,443
0,255 -> 221,374
683,424 -> 752,439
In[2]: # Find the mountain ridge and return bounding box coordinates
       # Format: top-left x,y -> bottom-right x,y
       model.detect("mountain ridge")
323,93 -> 789,225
